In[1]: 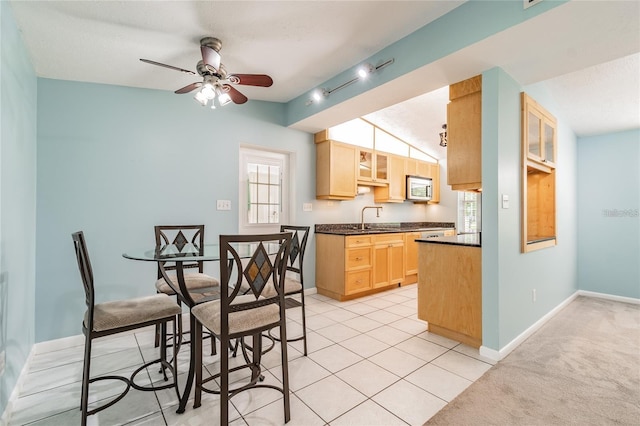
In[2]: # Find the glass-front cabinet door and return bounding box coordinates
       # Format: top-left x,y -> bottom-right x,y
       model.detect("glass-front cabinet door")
357,149 -> 389,184
543,119 -> 556,164
358,149 -> 374,181
375,153 -> 388,181
523,93 -> 557,170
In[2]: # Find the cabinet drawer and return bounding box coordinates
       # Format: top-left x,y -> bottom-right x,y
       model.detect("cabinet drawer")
373,233 -> 404,244
346,247 -> 372,270
345,270 -> 371,294
346,235 -> 373,247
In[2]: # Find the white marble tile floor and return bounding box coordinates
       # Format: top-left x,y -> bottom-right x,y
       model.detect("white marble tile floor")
6,284 -> 494,425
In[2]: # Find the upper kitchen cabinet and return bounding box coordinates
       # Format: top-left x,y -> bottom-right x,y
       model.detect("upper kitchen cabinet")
522,93 -> 557,172
315,131 -> 357,200
374,154 -> 405,202
314,118 -> 441,203
357,149 -> 389,185
447,75 -> 482,191
521,93 -> 557,253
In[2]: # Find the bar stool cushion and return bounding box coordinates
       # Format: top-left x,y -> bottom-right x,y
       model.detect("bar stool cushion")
192,295 -> 280,336
284,277 -> 302,293
86,294 -> 181,332
155,273 -> 219,294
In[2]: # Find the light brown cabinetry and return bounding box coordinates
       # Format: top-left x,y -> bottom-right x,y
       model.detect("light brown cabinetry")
344,235 -> 374,295
521,93 -> 557,253
372,234 -> 405,288
418,242 -> 482,348
374,154 -> 406,203
447,75 -> 482,191
317,232 -> 406,301
357,149 -> 388,185
523,93 -> 556,171
404,231 -> 420,284
315,137 -> 357,200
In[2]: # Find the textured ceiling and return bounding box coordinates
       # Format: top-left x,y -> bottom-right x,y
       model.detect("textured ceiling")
8,0 -> 640,158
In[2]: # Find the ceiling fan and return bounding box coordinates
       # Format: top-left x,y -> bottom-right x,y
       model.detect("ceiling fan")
140,37 -> 273,107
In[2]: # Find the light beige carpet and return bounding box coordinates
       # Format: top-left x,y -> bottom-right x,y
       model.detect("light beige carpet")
426,296 -> 640,425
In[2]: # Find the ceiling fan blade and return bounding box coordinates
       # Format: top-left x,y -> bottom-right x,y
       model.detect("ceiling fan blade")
223,85 -> 248,104
201,45 -> 221,72
140,58 -> 195,75
227,74 -> 273,87
174,82 -> 202,94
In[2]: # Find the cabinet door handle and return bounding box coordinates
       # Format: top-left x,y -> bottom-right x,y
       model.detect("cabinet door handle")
355,257 -> 363,261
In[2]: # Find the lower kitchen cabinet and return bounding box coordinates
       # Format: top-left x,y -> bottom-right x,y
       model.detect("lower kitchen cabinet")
372,234 -> 405,288
316,233 -> 405,301
404,231 -> 421,284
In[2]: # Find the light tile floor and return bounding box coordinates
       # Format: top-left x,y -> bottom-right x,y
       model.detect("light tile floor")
7,284 -> 495,425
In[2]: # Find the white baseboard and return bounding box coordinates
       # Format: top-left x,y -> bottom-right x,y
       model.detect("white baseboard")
305,287 -> 318,295
34,334 -> 84,355
1,345 -> 37,425
481,290 -> 639,362
483,291 -> 580,362
578,290 -> 640,305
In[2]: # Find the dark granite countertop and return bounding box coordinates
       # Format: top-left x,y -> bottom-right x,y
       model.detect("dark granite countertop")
416,233 -> 481,247
315,222 -> 455,236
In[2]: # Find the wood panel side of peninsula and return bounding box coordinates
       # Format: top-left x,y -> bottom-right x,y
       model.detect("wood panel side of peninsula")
418,242 -> 482,348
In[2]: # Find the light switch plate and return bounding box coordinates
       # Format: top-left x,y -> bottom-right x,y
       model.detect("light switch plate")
216,200 -> 231,210
502,194 -> 510,209
303,203 -> 313,212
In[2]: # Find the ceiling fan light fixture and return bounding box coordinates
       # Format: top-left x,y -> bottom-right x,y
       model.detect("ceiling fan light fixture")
217,88 -> 232,106
194,90 -> 208,106
200,83 -> 216,100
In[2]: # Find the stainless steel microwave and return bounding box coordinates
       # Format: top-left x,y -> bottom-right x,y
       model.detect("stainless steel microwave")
406,175 -> 433,201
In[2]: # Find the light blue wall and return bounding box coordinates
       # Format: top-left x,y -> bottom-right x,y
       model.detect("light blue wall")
0,1 -> 37,414
35,78 -> 448,342
481,68 -> 579,350
577,129 -> 640,298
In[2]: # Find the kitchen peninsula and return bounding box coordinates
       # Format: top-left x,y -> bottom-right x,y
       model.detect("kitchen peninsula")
315,222 -> 454,301
417,233 -> 482,348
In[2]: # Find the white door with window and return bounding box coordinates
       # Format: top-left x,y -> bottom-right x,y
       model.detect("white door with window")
239,147 -> 289,234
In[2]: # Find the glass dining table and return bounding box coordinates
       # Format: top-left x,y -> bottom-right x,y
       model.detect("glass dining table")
122,242 -> 280,413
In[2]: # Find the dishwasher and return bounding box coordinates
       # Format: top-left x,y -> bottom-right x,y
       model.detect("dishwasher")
420,229 -> 448,239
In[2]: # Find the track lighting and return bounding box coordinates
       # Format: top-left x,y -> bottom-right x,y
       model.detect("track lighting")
306,58 -> 394,106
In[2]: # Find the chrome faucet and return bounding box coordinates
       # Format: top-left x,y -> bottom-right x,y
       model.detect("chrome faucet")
361,206 -> 383,230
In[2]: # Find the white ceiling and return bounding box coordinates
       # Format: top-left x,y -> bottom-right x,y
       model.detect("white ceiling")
9,1 -> 640,159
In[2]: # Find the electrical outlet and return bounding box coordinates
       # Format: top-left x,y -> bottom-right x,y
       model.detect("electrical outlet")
303,203 -> 313,212
532,289 -> 537,302
216,200 -> 231,211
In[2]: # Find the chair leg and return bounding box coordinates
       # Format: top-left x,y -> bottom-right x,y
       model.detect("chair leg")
299,291 -> 308,356
154,323 -> 160,348
171,317 -> 180,399
177,313 -> 197,414
160,321 -> 169,381
80,334 -> 92,426
211,334 -> 216,356
220,334 -> 229,426
193,319 -> 203,409
279,321 -> 291,423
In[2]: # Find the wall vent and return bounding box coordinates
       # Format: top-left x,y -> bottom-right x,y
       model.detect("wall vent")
524,0 -> 543,9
